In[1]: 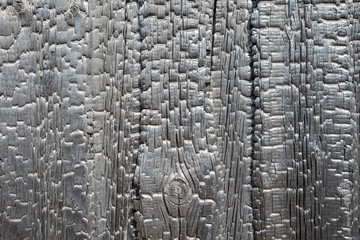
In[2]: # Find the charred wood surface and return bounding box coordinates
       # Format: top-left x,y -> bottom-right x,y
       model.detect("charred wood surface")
0,0 -> 359,239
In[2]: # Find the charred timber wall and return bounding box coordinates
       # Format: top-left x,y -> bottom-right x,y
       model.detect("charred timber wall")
0,0 -> 359,239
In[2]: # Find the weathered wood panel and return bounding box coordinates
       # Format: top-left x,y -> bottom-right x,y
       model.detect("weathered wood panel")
251,0 -> 360,239
0,0 -> 359,239
0,0 -> 135,239
133,0 -> 253,238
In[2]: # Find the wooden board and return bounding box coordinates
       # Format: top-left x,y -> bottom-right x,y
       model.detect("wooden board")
0,0 -> 359,239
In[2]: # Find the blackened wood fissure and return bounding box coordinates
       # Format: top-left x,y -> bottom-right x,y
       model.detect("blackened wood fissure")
0,0 -> 360,239
248,0 -> 259,239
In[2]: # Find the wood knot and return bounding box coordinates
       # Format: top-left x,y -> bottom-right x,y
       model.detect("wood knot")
70,3 -> 79,17
164,178 -> 191,205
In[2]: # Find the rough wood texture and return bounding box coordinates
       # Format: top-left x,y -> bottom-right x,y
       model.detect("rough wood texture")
0,0 -> 359,239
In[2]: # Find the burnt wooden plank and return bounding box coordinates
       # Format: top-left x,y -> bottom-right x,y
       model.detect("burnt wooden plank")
251,0 -> 360,239
134,0 -> 253,238
0,0 -> 136,239
0,0 -> 359,239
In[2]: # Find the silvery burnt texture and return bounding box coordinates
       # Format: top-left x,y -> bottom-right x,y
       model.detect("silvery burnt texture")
0,0 -> 359,239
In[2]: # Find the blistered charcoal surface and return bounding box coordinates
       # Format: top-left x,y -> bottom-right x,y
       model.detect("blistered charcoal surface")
0,0 -> 359,239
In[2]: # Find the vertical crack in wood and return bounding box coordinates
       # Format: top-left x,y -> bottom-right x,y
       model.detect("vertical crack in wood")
249,0 -> 260,239
130,0 -> 144,238
209,0 -> 217,73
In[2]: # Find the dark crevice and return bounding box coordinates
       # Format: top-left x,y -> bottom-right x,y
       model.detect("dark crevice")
210,0 -> 218,72
248,0 -> 259,239
130,0 -> 144,239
